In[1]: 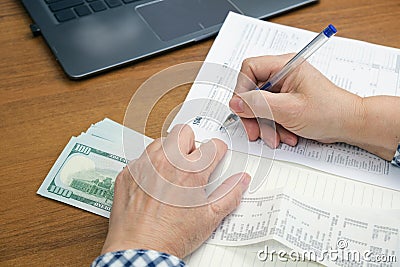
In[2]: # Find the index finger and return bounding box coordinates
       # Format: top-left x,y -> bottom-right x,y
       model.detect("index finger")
236,54 -> 294,94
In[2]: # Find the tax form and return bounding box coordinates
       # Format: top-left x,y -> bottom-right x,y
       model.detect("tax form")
169,12 -> 400,191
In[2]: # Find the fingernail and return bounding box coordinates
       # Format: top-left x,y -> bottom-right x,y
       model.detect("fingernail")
287,138 -> 297,146
283,136 -> 297,147
263,138 -> 278,149
230,96 -> 244,113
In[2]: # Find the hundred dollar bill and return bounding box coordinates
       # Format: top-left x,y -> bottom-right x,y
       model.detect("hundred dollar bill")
37,120 -> 152,217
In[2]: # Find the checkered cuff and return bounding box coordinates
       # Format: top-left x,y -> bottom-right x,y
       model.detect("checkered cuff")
392,144 -> 400,167
91,249 -> 186,267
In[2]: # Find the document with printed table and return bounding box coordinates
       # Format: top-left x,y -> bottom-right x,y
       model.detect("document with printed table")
169,12 -> 400,191
37,13 -> 400,267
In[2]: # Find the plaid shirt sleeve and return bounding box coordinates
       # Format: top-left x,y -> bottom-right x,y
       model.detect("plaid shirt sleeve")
91,249 -> 187,267
392,144 -> 400,168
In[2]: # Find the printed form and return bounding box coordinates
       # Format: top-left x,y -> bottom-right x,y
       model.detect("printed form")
169,12 -> 400,190
186,153 -> 400,267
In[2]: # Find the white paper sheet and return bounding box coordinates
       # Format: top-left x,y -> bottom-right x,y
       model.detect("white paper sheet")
169,12 -> 400,191
186,155 -> 400,267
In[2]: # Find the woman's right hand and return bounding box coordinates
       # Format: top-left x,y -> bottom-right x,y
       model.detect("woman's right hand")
229,54 -> 364,148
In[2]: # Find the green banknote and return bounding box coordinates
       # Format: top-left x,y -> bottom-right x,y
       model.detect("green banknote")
37,119 -> 152,217
38,139 -> 127,217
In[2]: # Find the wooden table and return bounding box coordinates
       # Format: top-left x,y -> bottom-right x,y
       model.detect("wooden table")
1,0 -> 399,265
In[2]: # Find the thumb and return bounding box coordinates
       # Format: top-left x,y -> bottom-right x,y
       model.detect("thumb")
229,90 -> 296,122
208,173 -> 250,220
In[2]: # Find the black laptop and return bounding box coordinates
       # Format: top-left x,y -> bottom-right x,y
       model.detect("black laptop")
21,0 -> 317,79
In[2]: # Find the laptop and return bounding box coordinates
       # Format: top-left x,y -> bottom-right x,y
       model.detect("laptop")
21,0 -> 318,79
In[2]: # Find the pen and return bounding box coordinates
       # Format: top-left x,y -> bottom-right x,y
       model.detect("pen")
221,24 -> 337,129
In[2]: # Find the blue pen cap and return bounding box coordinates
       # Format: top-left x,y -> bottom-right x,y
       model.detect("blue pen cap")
323,24 -> 337,38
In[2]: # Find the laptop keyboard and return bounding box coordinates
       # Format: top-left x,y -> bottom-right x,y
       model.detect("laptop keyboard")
44,0 -> 142,22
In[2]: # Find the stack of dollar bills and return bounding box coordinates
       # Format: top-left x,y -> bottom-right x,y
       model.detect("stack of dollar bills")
37,118 -> 153,218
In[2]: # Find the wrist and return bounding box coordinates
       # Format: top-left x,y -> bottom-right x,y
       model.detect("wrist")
338,93 -> 367,145
102,240 -> 181,258
338,95 -> 399,160
93,249 -> 186,267
101,229 -> 183,258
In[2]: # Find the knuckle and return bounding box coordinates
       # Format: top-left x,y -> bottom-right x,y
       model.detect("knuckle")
181,123 -> 194,134
114,172 -> 125,190
211,138 -> 227,152
210,202 -> 223,216
172,123 -> 185,130
244,57 -> 258,72
153,151 -> 168,167
242,57 -> 252,68
210,202 -> 230,218
146,138 -> 162,152
154,137 -> 163,144
233,189 -> 242,207
173,124 -> 193,136
175,171 -> 193,184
